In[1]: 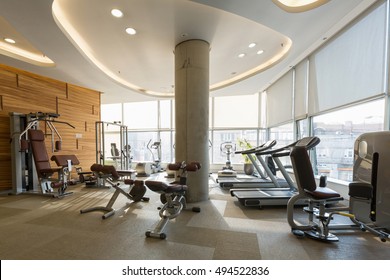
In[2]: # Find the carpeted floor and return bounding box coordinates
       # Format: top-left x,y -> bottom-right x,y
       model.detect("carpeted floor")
0,177 -> 389,260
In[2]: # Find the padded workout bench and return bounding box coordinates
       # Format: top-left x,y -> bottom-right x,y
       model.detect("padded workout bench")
80,164 -> 149,219
143,161 -> 201,239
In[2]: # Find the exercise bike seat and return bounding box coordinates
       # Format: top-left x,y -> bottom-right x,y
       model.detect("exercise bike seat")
144,180 -> 188,194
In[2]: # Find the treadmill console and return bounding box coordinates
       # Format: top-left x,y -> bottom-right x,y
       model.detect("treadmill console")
295,137 -> 320,149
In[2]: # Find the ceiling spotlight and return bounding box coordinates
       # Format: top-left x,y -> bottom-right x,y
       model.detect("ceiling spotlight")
257,50 -> 264,55
238,53 -> 246,58
4,38 -> 16,44
111,9 -> 123,18
125,27 -> 137,35
248,43 -> 256,48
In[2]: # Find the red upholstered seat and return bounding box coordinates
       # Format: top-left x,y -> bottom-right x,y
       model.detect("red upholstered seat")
144,180 -> 188,194
28,130 -> 61,178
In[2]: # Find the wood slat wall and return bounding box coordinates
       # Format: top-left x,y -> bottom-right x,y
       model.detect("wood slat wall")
0,64 -> 101,192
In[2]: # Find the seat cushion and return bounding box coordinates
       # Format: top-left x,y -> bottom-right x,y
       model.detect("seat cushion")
306,187 -> 341,200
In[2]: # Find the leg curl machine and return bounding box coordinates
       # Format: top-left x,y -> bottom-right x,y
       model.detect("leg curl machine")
80,164 -> 149,219
142,161 -> 201,239
287,135 -> 390,242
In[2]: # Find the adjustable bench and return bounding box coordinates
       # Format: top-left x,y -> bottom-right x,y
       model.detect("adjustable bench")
143,161 -> 201,239
80,163 -> 149,219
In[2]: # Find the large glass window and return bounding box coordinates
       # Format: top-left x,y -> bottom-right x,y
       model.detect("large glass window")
312,99 -> 384,181
269,123 -> 294,148
269,123 -> 294,166
101,104 -> 123,131
160,131 -> 174,163
297,119 -> 309,139
127,131 -> 158,163
101,103 -> 122,122
123,101 -> 158,129
160,100 -> 172,129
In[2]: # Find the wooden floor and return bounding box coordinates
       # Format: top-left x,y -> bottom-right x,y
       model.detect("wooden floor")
0,179 -> 389,261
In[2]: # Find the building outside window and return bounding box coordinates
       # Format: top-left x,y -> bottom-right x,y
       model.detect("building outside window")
312,99 -> 384,181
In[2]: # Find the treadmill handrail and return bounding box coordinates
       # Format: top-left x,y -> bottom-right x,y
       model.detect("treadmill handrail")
256,140 -> 298,156
235,140 -> 277,155
256,136 -> 320,156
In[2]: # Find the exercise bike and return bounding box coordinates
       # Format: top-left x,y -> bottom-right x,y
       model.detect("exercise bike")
287,134 -> 390,242
218,142 -> 237,178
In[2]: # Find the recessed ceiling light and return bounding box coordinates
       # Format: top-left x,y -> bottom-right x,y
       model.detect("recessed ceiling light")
4,38 -> 16,44
248,43 -> 256,48
238,53 -> 246,58
111,9 -> 123,18
257,50 -> 264,55
272,0 -> 329,12
125,27 -> 137,35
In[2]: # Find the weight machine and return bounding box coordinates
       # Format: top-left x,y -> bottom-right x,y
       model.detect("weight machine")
9,112 -> 78,197
287,132 -> 390,242
95,121 -> 131,170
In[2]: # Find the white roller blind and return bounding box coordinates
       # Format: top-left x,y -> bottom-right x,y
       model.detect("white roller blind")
266,70 -> 293,127
214,94 -> 259,128
308,2 -> 386,115
294,59 -> 308,119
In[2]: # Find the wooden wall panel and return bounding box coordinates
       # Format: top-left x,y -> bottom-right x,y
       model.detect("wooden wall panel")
0,68 -> 17,88
0,115 -> 11,189
0,63 -> 101,192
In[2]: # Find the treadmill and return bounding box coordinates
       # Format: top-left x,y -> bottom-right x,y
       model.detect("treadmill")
230,137 -> 320,208
216,140 -> 285,188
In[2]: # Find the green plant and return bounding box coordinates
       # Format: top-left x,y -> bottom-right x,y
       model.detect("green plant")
237,138 -> 253,164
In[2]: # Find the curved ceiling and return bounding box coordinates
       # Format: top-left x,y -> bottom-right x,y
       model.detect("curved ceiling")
52,0 -> 292,98
0,0 -> 377,103
0,16 -> 55,67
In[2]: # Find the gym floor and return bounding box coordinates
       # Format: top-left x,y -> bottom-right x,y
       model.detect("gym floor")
0,178 -> 389,260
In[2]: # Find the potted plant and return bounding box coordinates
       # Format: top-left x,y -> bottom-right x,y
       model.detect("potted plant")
237,138 -> 255,175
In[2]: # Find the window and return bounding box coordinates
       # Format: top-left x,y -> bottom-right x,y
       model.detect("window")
159,100 -> 172,129
269,123 -> 294,166
123,101 -> 158,129
127,131 -> 158,163
100,103 -> 122,131
312,99 -> 384,181
269,123 -> 294,148
297,119 -> 309,139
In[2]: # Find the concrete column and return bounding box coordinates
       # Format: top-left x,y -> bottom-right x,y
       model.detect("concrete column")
175,39 -> 209,202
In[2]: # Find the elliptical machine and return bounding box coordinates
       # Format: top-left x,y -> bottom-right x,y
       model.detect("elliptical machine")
218,142 -> 237,177
287,133 -> 390,242
148,139 -> 163,173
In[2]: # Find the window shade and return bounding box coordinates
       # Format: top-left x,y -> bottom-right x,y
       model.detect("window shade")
308,2 -> 386,115
266,70 -> 293,127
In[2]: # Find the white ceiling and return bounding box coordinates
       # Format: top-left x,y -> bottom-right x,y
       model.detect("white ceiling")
0,0 -> 378,104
